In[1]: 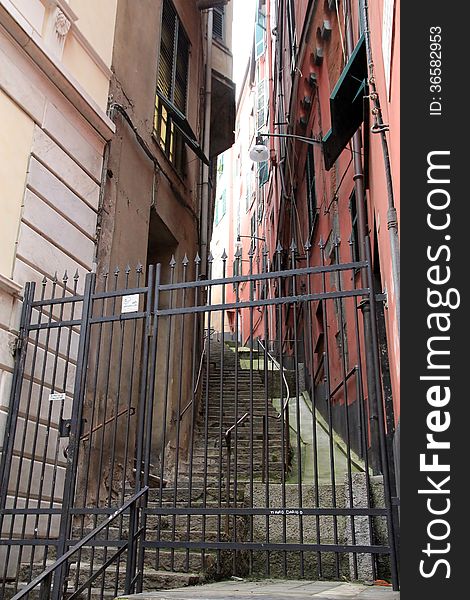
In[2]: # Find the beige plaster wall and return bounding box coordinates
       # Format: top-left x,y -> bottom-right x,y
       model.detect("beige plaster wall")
0,90 -> 34,279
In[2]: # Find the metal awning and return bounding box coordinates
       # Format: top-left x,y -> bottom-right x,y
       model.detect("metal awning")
156,91 -> 210,165
322,34 -> 367,171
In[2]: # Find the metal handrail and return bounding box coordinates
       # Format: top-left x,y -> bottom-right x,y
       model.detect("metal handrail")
257,339 -> 291,416
179,334 -> 208,421
224,412 -> 250,448
11,486 -> 149,600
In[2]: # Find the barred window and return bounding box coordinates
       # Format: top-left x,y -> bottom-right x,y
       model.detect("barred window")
155,0 -> 189,174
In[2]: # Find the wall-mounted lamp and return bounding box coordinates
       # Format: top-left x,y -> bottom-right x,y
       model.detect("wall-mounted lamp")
249,133 -> 322,163
237,234 -> 266,243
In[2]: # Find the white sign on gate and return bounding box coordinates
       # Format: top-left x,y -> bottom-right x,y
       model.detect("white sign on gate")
121,294 -> 140,314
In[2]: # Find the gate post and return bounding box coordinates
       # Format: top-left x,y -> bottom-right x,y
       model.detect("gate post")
52,273 -> 95,600
364,237 -> 399,589
0,283 -> 34,513
135,263 -> 161,593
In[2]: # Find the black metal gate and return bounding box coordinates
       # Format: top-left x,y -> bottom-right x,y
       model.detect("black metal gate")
0,243 -> 399,598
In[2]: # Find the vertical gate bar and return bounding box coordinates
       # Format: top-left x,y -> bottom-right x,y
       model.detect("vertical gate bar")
171,257 -> 189,571
202,256 -> 213,572
156,258 -> 176,572
319,239 -> 340,578
185,257 -> 200,575
333,239 -> 358,580
304,242 -> 322,578
262,273 -> 270,577
123,269 -> 146,594
77,271 -> 107,598
29,274 -> 68,577
107,268 -> 129,508
231,257 -> 239,575
105,265 -> 127,600
94,270 -> 120,599
135,263 -> 159,593
18,275 -> 57,585
248,245 -> 255,575
0,281 -> 33,597
120,266 -> 144,596
349,240 -> 376,582
52,271 -> 95,600
122,266 -> 143,503
15,273 -> 60,587
44,272 -> 81,571
275,244 -> 287,577
107,268 -> 131,595
364,237 -> 399,590
3,279 -> 45,592
0,280 -> 32,503
216,252 -> 227,575
290,241 -> 304,578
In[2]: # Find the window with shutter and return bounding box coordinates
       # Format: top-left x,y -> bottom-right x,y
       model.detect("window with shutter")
255,6 -> 266,58
155,0 -> 190,175
213,6 -> 225,41
256,79 -> 266,130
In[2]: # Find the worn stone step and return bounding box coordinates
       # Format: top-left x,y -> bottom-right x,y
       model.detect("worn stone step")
19,561 -> 202,592
2,583 -> 118,599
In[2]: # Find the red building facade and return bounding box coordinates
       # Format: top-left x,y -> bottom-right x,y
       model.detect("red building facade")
225,0 -> 399,475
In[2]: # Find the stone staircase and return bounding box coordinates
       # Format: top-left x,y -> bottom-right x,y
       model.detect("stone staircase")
6,341 -> 285,598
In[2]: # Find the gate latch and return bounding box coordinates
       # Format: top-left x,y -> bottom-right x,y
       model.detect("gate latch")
59,418 -> 86,438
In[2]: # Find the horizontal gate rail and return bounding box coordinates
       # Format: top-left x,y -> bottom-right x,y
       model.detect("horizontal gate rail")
31,294 -> 83,307
158,260 -> 369,291
143,507 -> 388,516
27,319 -> 82,331
142,541 -> 390,554
157,288 -> 370,317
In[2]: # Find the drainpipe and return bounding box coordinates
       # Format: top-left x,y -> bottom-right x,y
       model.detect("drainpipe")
200,9 -> 214,276
344,0 -> 380,474
360,0 -> 400,337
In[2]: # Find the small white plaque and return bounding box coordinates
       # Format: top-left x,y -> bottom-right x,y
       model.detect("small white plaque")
49,392 -> 66,402
121,294 -> 140,314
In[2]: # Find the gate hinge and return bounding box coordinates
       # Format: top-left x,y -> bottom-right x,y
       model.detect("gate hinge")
12,335 -> 24,356
375,292 -> 387,304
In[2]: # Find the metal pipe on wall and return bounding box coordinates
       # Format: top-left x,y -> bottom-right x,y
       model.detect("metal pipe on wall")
344,0 -> 381,473
360,0 -> 400,337
200,9 -> 214,276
